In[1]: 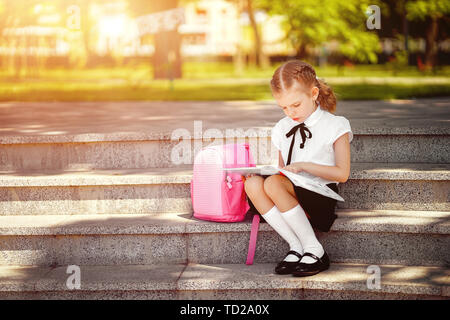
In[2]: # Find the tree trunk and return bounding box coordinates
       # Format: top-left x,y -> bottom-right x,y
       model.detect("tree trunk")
246,0 -> 269,68
80,0 -> 90,65
402,0 -> 409,64
295,43 -> 307,60
233,0 -> 245,75
151,0 -> 182,80
425,16 -> 438,68
154,29 -> 182,79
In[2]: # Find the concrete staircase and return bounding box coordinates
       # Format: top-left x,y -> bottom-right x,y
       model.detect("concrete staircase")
0,128 -> 449,299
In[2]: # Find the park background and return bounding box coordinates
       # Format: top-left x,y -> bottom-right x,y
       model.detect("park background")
0,0 -> 449,301
0,0 -> 449,102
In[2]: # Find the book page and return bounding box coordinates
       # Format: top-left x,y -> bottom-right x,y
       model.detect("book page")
278,169 -> 344,202
223,166 -> 344,202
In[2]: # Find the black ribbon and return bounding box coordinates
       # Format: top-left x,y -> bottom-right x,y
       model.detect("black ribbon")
285,123 -> 312,166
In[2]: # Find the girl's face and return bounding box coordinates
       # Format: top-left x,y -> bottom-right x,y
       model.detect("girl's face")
273,82 -> 319,123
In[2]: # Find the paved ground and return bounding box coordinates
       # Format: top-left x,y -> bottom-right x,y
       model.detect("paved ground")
0,98 -> 449,139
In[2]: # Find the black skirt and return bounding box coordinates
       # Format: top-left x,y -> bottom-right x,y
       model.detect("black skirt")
246,175 -> 339,232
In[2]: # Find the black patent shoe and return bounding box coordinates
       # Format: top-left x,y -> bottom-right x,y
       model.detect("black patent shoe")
274,250 -> 303,275
291,251 -> 330,277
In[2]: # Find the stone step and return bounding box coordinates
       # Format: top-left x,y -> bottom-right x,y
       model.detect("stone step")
0,210 -> 448,267
1,127 -> 449,171
0,166 -> 193,216
0,262 -> 448,299
0,163 -> 449,215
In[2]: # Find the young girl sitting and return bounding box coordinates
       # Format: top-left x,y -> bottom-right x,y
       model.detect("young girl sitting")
244,60 -> 353,277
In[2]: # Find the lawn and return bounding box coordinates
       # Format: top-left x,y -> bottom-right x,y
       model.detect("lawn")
0,62 -> 449,101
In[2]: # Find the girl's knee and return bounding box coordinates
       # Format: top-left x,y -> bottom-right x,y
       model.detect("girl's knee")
263,175 -> 284,195
244,175 -> 264,195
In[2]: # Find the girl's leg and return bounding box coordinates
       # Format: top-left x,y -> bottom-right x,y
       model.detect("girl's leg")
243,175 -> 275,215
244,175 -> 303,262
263,175 -> 324,264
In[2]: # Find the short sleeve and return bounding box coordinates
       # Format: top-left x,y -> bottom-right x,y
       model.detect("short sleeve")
271,123 -> 282,151
332,117 -> 353,144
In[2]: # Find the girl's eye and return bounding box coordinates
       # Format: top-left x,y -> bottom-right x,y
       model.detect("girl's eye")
282,103 -> 300,110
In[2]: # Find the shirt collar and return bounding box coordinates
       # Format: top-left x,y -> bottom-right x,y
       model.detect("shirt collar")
288,103 -> 324,127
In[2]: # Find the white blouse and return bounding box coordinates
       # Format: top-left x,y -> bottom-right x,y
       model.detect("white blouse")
271,105 -> 353,185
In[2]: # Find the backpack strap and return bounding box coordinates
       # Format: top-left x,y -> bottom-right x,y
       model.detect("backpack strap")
246,213 -> 260,265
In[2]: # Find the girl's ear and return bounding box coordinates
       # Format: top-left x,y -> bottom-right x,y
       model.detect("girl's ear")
311,86 -> 319,100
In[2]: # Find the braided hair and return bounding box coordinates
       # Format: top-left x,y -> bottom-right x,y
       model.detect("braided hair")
270,60 -> 337,114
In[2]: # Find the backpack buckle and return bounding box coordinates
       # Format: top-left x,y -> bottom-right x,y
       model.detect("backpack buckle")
226,176 -> 232,189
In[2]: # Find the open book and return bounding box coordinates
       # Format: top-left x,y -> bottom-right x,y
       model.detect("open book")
223,165 -> 344,202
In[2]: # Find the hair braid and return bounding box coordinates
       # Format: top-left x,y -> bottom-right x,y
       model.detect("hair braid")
270,60 -> 337,113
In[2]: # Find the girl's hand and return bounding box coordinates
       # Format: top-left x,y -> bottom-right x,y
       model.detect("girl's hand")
281,162 -> 304,174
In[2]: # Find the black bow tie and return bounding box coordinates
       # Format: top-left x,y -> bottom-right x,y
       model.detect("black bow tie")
285,123 -> 312,166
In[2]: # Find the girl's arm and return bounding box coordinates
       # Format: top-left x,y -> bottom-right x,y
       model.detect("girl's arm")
283,133 -> 351,183
278,151 -> 285,168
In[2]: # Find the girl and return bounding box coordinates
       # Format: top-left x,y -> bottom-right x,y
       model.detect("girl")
244,60 -> 353,277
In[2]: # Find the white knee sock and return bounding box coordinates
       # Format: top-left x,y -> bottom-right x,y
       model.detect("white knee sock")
262,205 -> 304,262
280,204 -> 324,264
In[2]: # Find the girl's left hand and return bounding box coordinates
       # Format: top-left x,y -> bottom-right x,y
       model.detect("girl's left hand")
281,162 -> 304,174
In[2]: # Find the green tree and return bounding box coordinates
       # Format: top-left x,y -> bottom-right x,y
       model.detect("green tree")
405,0 -> 450,68
256,0 -> 382,63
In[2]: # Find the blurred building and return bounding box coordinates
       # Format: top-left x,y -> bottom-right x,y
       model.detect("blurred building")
180,0 -> 294,58
0,0 -> 291,64
91,0 -> 292,59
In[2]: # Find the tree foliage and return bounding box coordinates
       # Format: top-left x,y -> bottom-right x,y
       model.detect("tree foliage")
256,0 -> 383,63
405,0 -> 450,20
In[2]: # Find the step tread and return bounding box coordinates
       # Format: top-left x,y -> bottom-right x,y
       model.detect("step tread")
0,262 -> 448,297
1,162 -> 449,187
0,209 -> 449,236
1,125 -> 449,145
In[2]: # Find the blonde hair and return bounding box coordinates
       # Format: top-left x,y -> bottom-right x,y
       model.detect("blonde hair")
270,60 -> 337,114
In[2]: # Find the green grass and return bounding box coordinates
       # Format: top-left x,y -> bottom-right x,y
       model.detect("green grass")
0,62 -> 449,101
1,80 -> 448,102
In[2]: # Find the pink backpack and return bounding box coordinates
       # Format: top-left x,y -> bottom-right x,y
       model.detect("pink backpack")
190,142 -> 261,264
